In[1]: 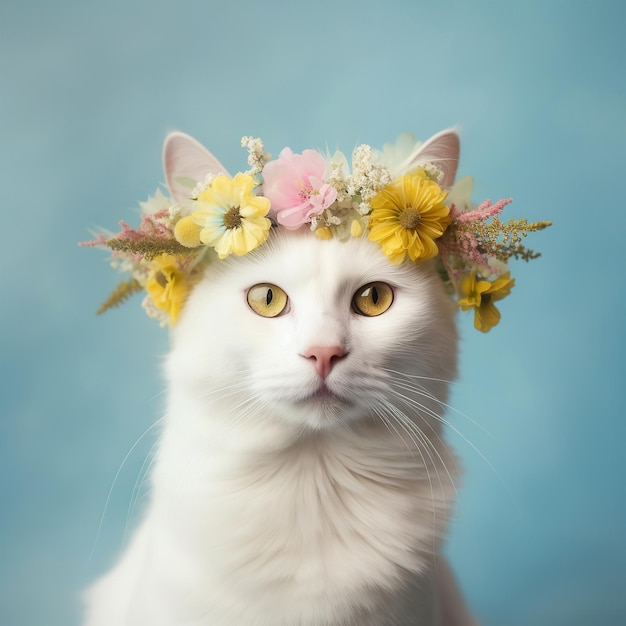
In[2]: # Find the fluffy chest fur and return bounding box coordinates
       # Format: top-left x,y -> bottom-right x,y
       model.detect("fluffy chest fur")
142,423 -> 456,625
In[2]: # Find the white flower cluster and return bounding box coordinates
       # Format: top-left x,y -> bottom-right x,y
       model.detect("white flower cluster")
141,294 -> 169,327
192,172 -> 220,199
241,135 -> 270,176
325,154 -> 351,203
347,145 -> 393,200
167,204 -> 182,221
305,144 -> 394,239
420,161 -> 444,184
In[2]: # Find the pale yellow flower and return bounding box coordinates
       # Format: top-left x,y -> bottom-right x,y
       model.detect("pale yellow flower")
145,254 -> 189,325
192,173 -> 271,259
458,271 -> 515,332
174,215 -> 203,248
368,170 -> 451,264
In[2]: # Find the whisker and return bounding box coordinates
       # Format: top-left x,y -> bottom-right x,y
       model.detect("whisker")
125,434 -> 162,537
373,401 -> 452,555
383,402 -> 457,497
385,385 -> 507,491
389,376 -> 493,437
88,417 -> 164,564
200,378 -> 254,402
381,367 -> 457,387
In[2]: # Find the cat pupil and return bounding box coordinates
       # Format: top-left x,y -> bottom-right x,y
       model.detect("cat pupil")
266,288 -> 273,306
371,286 -> 379,304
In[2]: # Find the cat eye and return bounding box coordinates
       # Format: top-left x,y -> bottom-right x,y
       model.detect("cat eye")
247,283 -> 289,318
352,282 -> 394,317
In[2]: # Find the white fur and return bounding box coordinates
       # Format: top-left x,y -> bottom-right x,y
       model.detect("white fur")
85,130 -> 480,625
85,233 -> 477,625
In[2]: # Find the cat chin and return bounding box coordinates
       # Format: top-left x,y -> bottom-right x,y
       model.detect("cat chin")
273,393 -> 359,431
296,383 -> 348,404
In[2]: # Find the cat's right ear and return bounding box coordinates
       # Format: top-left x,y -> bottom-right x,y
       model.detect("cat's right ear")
397,128 -> 460,189
163,132 -> 231,203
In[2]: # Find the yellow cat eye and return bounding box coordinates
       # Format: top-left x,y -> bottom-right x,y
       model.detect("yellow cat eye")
352,282 -> 394,317
247,283 -> 289,318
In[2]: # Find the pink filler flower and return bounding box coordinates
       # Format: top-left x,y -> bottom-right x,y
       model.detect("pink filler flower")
262,148 -> 337,229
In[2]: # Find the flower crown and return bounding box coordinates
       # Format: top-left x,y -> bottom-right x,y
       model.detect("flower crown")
80,130 -> 550,332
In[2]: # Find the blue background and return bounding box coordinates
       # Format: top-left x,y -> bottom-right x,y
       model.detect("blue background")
2,1 -> 624,624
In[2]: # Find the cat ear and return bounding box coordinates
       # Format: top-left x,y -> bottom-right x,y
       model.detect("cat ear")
397,128 -> 460,188
163,132 -> 231,203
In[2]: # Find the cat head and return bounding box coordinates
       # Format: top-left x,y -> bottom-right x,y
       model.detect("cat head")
157,131 -> 463,433
81,130 -> 549,335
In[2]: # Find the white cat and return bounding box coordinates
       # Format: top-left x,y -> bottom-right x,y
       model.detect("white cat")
84,131 -> 479,625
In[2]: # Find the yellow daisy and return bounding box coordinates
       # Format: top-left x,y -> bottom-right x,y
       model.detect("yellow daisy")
145,254 -> 190,325
368,170 -> 451,264
458,271 -> 515,332
192,173 -> 271,259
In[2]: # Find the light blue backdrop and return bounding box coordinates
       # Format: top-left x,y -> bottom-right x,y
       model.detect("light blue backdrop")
1,1 -> 624,624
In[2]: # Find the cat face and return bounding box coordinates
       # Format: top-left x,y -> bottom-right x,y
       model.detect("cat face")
167,229 -> 458,432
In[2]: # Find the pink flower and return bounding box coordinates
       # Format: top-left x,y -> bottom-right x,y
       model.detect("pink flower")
451,197 -> 513,223
262,148 -> 337,230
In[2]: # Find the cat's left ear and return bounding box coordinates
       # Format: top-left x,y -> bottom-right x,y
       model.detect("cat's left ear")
163,132 -> 231,203
398,128 -> 460,188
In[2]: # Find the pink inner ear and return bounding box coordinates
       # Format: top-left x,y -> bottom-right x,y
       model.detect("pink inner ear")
163,132 -> 231,203
400,129 -> 460,189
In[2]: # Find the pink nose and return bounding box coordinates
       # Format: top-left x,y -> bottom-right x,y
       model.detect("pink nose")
302,345 -> 347,379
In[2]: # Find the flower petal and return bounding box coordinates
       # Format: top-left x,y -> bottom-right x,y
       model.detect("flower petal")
475,302 -> 501,332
